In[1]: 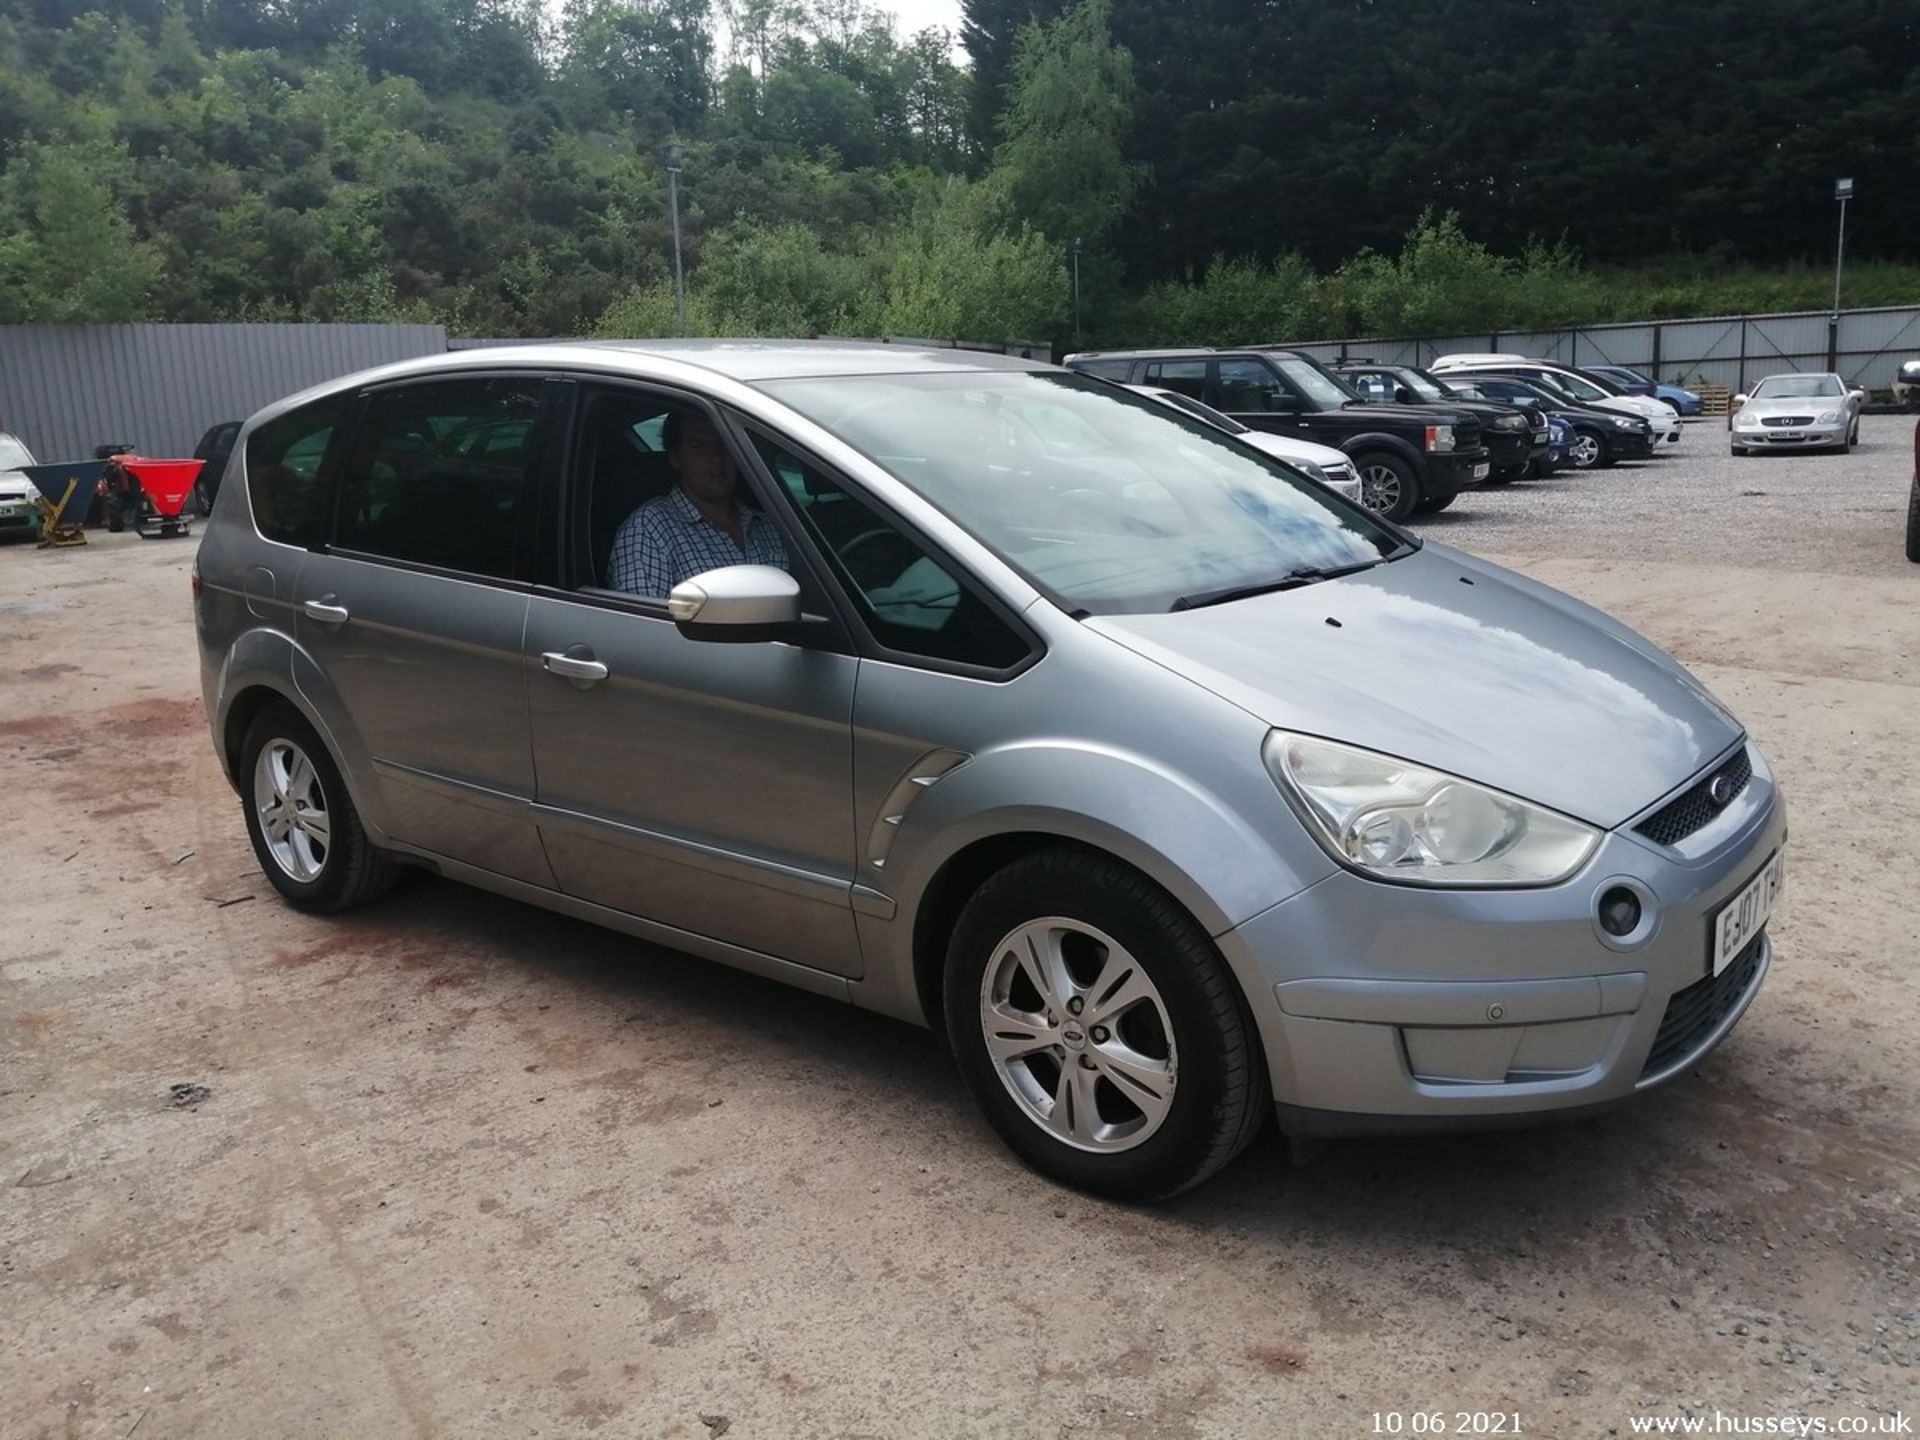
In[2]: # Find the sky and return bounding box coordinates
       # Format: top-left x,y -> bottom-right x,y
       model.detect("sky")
876,0 -> 967,41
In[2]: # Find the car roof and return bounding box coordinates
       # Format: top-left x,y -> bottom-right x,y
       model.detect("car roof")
373,339 -> 1057,387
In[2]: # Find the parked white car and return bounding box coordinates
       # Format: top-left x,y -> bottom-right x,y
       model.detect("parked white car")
1431,354 -> 1684,446
0,432 -> 41,542
1893,358 -> 1920,407
1729,373 -> 1863,455
1128,386 -> 1365,502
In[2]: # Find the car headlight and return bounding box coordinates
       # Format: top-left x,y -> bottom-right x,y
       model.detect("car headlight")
1816,410 -> 1841,424
1293,460 -> 1329,484
1263,732 -> 1600,887
1610,416 -> 1639,429
1425,424 -> 1456,453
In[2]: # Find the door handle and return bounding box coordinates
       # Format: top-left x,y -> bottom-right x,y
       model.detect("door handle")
302,598 -> 350,625
542,650 -> 609,686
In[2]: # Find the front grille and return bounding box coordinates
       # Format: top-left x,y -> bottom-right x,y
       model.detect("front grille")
1641,933 -> 1765,1078
1635,747 -> 1752,847
1761,415 -> 1811,428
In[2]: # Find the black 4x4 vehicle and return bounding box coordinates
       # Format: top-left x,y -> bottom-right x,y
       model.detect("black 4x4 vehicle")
1063,347 -> 1492,520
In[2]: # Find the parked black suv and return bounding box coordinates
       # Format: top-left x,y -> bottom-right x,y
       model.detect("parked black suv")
1331,361 -> 1547,484
1063,348 -> 1491,519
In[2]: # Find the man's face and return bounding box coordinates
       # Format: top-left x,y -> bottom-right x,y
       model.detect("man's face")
670,417 -> 737,507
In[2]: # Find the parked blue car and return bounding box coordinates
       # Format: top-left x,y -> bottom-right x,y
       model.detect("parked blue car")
1540,413 -> 1572,475
1587,364 -> 1702,417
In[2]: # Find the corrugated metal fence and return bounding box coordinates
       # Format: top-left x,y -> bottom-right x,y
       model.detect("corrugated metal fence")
1286,305 -> 1920,395
0,324 -> 447,462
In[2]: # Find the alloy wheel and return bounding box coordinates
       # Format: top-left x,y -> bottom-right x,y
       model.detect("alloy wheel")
253,738 -> 331,882
1570,433 -> 1602,468
1358,463 -> 1403,513
978,918 -> 1178,1154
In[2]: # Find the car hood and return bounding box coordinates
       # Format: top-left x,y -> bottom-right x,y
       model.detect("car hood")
1240,431 -> 1350,467
1740,395 -> 1844,417
1337,402 -> 1480,427
1086,544 -> 1742,827
1595,395 -> 1673,422
0,468 -> 33,499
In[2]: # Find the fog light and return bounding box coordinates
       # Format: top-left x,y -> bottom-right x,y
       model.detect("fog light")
1598,887 -> 1642,937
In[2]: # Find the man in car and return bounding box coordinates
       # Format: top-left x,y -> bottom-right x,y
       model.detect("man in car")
607,411 -> 788,595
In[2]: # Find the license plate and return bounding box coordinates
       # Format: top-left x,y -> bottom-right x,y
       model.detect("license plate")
1712,850 -> 1784,976
1472,462 -> 1491,480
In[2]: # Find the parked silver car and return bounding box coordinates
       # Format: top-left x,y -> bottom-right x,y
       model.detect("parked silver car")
1730,372 -> 1864,454
194,343 -> 1786,1198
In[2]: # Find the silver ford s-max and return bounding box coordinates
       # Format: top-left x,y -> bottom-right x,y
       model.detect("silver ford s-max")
194,342 -> 1785,1199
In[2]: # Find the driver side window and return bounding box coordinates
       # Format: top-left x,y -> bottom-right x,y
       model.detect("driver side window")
1215,358 -> 1293,413
749,434 -> 1031,672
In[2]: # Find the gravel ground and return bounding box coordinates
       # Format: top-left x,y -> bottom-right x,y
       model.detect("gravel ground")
1415,413 -> 1918,579
2,417 -> 1916,1440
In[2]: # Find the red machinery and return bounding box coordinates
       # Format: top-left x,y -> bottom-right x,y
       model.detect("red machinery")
119,458 -> 205,539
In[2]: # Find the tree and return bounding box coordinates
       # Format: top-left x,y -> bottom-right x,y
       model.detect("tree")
0,141 -> 161,321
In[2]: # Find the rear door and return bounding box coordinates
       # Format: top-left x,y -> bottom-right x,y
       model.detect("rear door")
523,383 -> 864,976
291,373 -> 555,883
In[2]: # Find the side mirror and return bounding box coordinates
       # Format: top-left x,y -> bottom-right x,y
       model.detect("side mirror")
669,564 -> 801,643
1394,385 -> 1417,405
1733,394 -> 1748,407
1850,389 -> 1867,405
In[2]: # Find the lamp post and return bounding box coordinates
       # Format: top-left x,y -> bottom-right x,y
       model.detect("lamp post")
1072,237 -> 1083,348
1829,176 -> 1852,371
664,143 -> 687,337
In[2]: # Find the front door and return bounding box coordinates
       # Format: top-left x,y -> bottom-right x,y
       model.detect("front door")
291,374 -> 553,884
524,385 -> 863,976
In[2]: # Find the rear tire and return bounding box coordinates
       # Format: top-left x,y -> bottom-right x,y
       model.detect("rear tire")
1905,478 -> 1920,564
1354,452 -> 1419,522
240,703 -> 399,914
944,848 -> 1268,1201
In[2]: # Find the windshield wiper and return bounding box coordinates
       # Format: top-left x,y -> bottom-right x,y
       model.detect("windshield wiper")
1170,558 -> 1382,612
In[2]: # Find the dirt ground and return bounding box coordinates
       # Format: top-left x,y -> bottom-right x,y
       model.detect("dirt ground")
3,417 -> 1917,1439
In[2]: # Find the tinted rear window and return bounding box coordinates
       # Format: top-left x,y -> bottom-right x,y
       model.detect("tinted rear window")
245,395 -> 358,547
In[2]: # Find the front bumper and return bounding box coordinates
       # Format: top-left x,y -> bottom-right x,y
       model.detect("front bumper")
1427,447 -> 1493,497
1218,741 -> 1785,1132
1611,429 -> 1657,459
1733,422 -> 1847,448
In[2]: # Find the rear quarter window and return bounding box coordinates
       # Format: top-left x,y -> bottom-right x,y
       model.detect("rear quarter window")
245,394 -> 359,547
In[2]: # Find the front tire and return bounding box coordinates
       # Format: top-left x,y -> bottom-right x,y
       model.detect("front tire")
1354,452 -> 1420,522
944,849 -> 1268,1201
240,703 -> 398,913
1418,491 -> 1457,514
1568,429 -> 1608,470
1905,478 -> 1920,564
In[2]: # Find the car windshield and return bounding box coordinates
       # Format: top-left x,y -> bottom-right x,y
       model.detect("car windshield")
1398,369 -> 1452,402
1151,390 -> 1249,435
762,371 -> 1405,616
1549,370 -> 1619,402
1606,367 -> 1653,386
1752,375 -> 1842,399
0,435 -> 35,469
1268,355 -> 1361,406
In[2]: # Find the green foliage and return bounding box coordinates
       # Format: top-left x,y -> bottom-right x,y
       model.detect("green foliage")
992,0 -> 1134,247
0,0 -> 1912,345
0,140 -> 160,321
872,180 -> 1063,341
